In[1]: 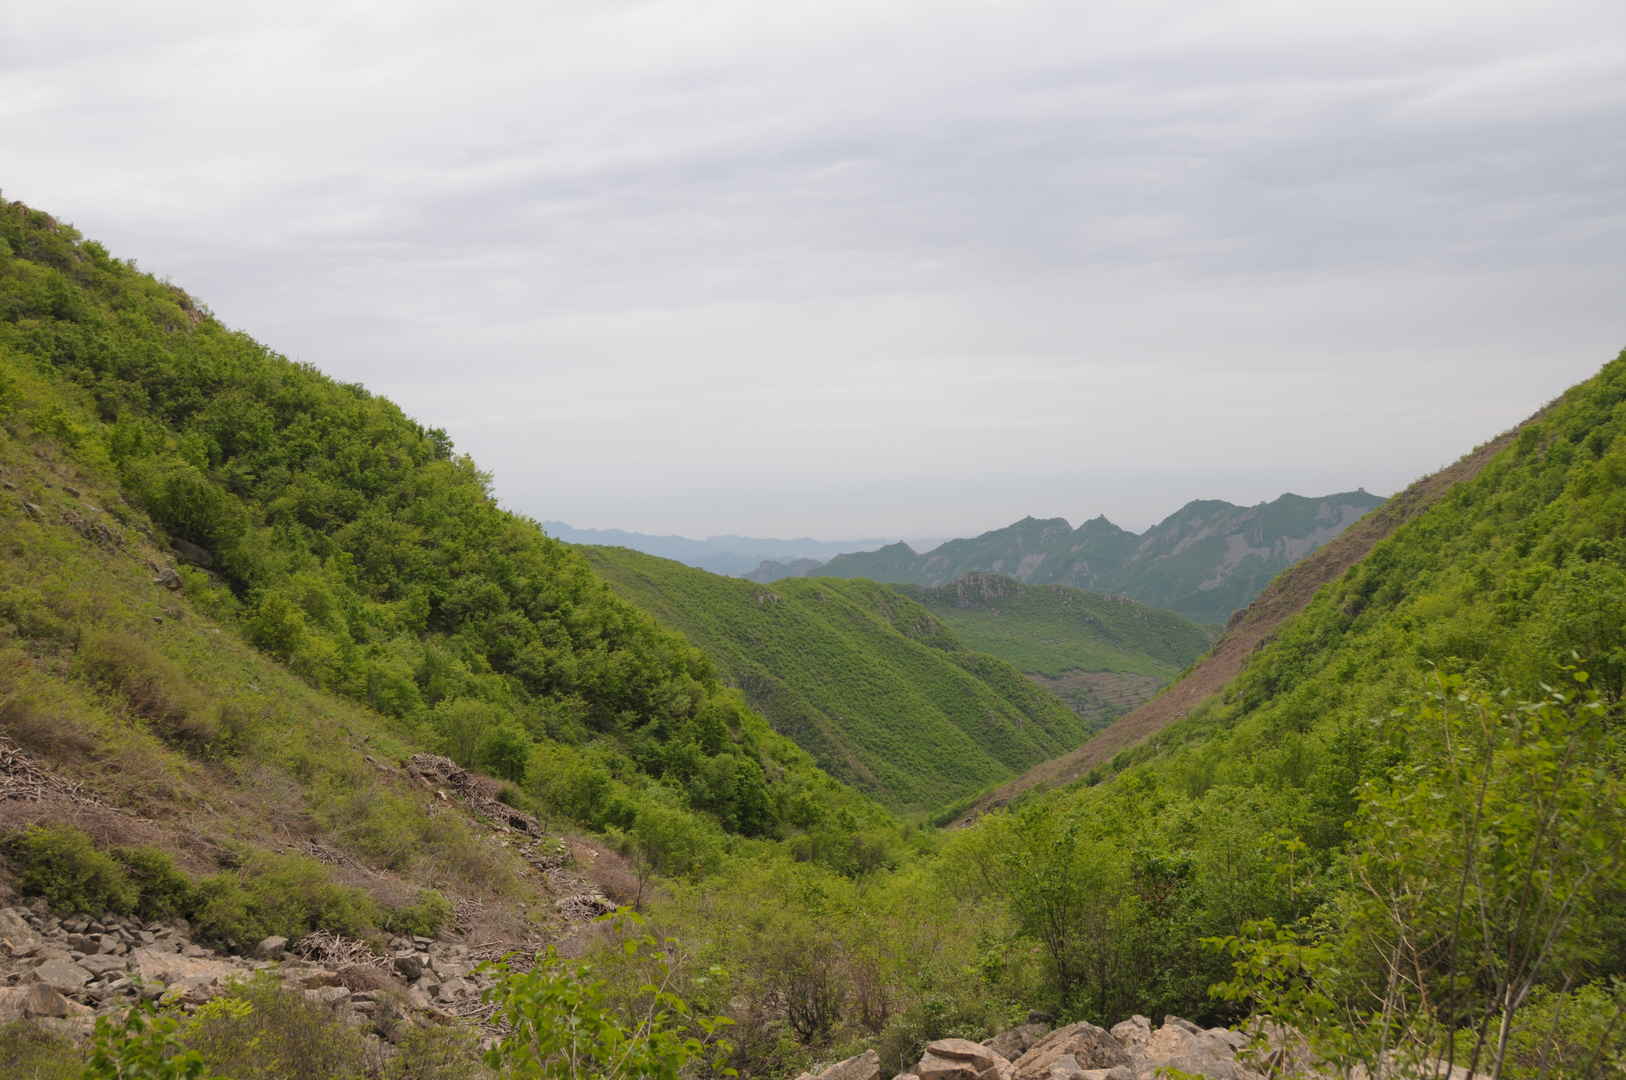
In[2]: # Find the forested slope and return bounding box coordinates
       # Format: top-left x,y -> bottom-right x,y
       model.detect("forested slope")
896,573 -> 1213,728
925,352 -> 1626,1061
0,197 -> 895,882
582,547 -> 1101,812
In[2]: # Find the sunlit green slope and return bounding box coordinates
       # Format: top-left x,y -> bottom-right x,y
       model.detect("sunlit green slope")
582,546 -> 1105,812
0,197 -> 895,886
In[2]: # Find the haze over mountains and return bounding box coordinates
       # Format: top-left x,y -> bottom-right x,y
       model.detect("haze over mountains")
541,521 -> 935,578
752,490 -> 1385,624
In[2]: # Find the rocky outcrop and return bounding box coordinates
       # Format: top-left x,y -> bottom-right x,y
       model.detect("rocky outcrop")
799,1048 -> 883,1080
917,1016 -> 1270,1080
917,1038 -> 1014,1080
0,899 -> 511,1041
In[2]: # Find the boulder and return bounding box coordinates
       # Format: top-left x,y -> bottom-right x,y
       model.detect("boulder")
798,1049 -> 883,1080
305,985 -> 352,1007
917,1038 -> 1014,1080
255,936 -> 290,960
1129,1018 -> 1263,1080
1012,1022 -> 1129,1080
0,983 -> 90,1021
79,954 -> 128,977
1109,1017 -> 1152,1055
32,957 -> 92,994
985,1023 -> 1050,1062
0,909 -> 44,957
130,945 -> 240,991
392,953 -> 425,981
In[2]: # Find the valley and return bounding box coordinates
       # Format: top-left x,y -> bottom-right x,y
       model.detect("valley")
0,199 -> 1620,1079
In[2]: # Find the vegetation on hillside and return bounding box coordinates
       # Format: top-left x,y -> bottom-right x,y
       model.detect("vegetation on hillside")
4,195 -> 1621,1078
583,548 -> 1102,812
899,573 -> 1212,680
0,197 -> 902,883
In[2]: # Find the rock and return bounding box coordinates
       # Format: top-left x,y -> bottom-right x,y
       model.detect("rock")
170,537 -> 214,568
130,945 -> 239,991
0,909 -> 44,957
803,1049 -> 882,1080
917,1038 -> 1014,1080
78,954 -> 128,977
392,954 -> 424,981
255,936 -> 290,960
305,985 -> 352,1007
435,977 -> 474,1003
1129,1018 -> 1263,1080
32,957 -> 93,994
986,1024 -> 1051,1062
0,983 -> 89,1021
154,567 -> 184,590
1109,1017 -> 1152,1055
1013,1023 -> 1129,1080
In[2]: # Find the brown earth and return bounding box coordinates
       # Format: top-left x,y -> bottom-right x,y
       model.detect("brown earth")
950,404 -> 1552,827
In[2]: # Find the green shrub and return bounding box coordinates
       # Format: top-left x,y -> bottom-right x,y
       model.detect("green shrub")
382,888 -> 453,938
383,1024 -> 491,1080
115,846 -> 199,922
192,852 -> 380,950
84,1001 -> 211,1080
0,1019 -> 83,1079
183,972 -> 369,1080
1,824 -> 137,915
481,913 -> 735,1080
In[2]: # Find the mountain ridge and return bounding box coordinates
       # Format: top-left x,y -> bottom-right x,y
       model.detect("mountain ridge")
752,490 -> 1384,623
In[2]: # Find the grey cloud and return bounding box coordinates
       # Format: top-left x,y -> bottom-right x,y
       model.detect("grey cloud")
2,0 -> 1622,537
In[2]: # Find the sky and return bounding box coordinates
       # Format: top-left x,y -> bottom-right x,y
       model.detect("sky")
4,0 -> 1623,539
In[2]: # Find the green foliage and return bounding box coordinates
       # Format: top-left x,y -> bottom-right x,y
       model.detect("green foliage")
0,194 -> 884,861
192,852 -> 381,950
3,824 -> 139,915
84,1000 -> 213,1080
1209,673 -> 1626,1079
113,847 -> 200,922
481,913 -> 736,1080
900,574 -> 1212,680
382,888 -> 454,938
584,548 -> 1107,812
182,972 -> 370,1080
0,1019 -> 83,1079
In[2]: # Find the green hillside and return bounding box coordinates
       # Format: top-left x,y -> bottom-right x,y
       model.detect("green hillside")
920,353 -> 1626,1050
900,573 -> 1213,679
0,196 -> 896,887
582,547 -> 1100,812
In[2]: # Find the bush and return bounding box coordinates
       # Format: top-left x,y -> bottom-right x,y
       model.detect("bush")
115,846 -> 199,922
183,972 -> 370,1080
0,1019 -> 83,1080
481,913 -> 735,1080
84,1000 -> 210,1080
382,888 -> 453,938
192,852 -> 381,951
2,824 -> 137,915
383,1024 -> 491,1080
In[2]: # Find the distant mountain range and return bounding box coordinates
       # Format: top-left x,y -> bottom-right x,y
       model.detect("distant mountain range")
540,522 -> 913,578
748,490 -> 1386,624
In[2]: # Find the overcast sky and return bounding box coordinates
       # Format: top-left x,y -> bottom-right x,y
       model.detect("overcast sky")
4,1 -> 1623,538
